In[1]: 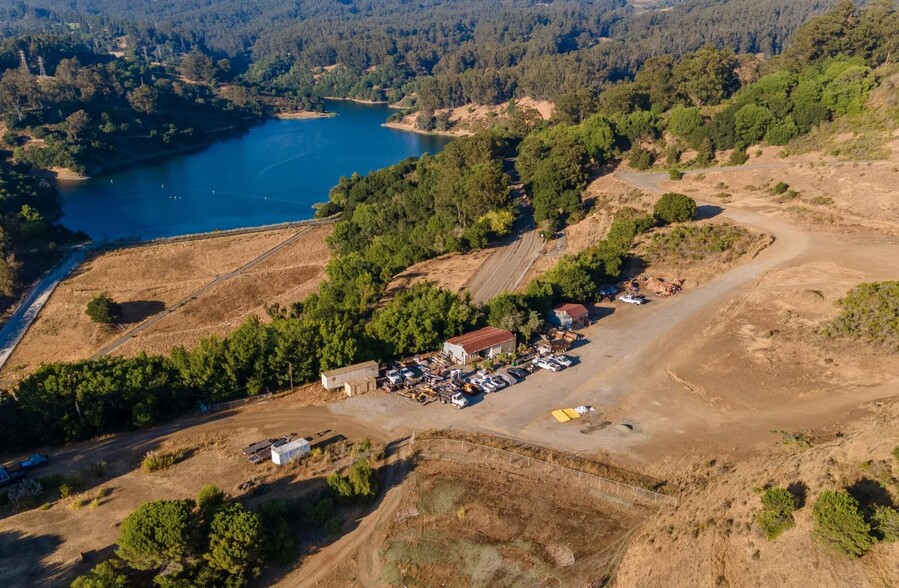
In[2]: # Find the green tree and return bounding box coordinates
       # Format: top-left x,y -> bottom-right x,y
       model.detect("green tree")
756,487 -> 798,540
667,106 -> 704,142
579,114 -> 616,163
85,293 -> 121,324
128,85 -> 158,116
366,282 -> 479,357
204,504 -> 264,583
70,560 -> 129,588
116,499 -> 195,570
653,193 -> 697,224
672,46 -> 740,106
812,491 -> 874,558
872,505 -> 899,542
65,110 -> 90,142
734,104 -> 775,143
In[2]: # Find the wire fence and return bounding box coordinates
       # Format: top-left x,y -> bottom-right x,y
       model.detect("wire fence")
203,392 -> 275,413
413,436 -> 678,509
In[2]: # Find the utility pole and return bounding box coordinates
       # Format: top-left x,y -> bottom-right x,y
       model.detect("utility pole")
37,56 -> 47,77
18,49 -> 28,72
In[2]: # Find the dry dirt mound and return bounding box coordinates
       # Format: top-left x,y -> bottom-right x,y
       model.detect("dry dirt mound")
616,400 -> 899,587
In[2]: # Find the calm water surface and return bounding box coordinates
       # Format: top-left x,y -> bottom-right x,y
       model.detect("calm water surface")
56,101 -> 449,240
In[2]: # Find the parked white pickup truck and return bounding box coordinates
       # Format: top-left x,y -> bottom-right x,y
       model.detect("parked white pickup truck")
618,294 -> 646,305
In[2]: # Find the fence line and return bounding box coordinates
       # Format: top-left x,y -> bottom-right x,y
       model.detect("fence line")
413,437 -> 678,509
204,392 -> 275,413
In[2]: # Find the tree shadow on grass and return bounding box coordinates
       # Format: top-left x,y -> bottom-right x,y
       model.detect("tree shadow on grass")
695,204 -> 723,220
0,529 -> 76,588
118,300 -> 166,324
847,478 -> 894,512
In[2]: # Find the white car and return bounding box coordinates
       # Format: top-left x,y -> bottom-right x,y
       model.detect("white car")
473,378 -> 497,392
488,376 -> 508,390
400,367 -> 417,381
553,355 -> 574,368
386,370 -> 403,385
535,358 -> 562,372
618,294 -> 646,305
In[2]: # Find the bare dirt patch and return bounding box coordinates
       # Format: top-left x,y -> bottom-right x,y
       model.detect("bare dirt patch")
665,153 -> 899,232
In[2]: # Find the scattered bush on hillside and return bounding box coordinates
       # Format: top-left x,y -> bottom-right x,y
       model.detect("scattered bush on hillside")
669,168 -> 684,180
653,192 -> 697,224
812,490 -> 874,558
628,146 -> 656,170
821,281 -> 899,349
873,505 -> 899,542
756,486 -> 798,540
141,449 -> 186,473
70,560 -> 129,588
727,148 -> 749,165
643,222 -> 757,264
771,182 -> 790,195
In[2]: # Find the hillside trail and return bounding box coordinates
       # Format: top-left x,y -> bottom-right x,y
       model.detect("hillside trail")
279,439 -> 413,588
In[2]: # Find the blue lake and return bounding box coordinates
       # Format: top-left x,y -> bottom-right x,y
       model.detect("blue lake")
56,100 -> 450,240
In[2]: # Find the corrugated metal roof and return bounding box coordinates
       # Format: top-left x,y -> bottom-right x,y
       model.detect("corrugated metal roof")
271,438 -> 309,455
321,360 -> 379,378
445,326 -> 515,354
554,303 -> 589,317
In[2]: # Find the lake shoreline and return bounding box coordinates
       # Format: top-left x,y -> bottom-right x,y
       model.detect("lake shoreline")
382,121 -> 469,137
42,110 -> 337,182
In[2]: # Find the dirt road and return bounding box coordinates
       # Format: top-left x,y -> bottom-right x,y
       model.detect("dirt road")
276,440 -> 413,588
463,209 -> 542,302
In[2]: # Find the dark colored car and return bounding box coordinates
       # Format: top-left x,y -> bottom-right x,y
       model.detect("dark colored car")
507,368 -> 527,381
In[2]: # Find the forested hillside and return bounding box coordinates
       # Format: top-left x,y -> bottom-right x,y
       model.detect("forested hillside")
0,0 -> 847,104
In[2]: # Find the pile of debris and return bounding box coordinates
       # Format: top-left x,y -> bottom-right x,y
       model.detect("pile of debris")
628,275 -> 683,297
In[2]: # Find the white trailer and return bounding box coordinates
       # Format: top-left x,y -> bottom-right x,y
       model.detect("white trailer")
271,438 -> 311,466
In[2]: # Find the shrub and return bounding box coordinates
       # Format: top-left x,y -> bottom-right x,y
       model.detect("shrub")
812,491 -> 874,557
141,450 -> 184,472
644,223 -> 755,263
771,182 -> 790,195
727,148 -> 749,165
821,282 -> 899,349
89,460 -> 108,478
669,168 -> 684,181
628,147 -> 655,170
653,192 -> 697,224
85,293 -> 121,324
756,487 -> 798,540
7,478 -> 43,507
873,506 -> 899,542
